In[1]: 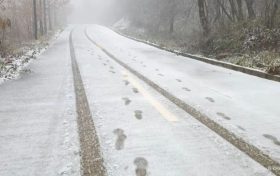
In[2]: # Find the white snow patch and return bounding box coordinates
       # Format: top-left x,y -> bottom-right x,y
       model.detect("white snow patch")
113,18 -> 130,30
0,31 -> 61,85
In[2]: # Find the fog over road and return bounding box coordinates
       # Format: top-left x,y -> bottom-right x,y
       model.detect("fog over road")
68,0 -> 117,24
0,25 -> 280,176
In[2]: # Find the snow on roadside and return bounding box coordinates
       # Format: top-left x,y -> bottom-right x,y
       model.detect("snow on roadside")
0,31 -> 62,85
113,17 -> 130,30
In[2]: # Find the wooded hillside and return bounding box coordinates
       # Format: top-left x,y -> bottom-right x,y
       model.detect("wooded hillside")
0,0 -> 69,56
115,0 -> 280,74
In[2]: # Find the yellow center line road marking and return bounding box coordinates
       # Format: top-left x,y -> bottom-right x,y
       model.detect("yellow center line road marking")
85,28 -> 280,175
122,71 -> 179,122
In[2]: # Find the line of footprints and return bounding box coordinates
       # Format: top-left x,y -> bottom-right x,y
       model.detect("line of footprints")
95,53 -> 280,175
96,54 -> 148,175
114,78 -> 147,175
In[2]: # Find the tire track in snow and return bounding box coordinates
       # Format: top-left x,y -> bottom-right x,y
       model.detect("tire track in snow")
69,29 -> 106,176
84,27 -> 280,176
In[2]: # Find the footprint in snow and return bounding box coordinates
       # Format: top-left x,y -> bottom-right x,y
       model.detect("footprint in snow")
263,134 -> 280,146
182,87 -> 191,92
134,157 -> 148,176
237,125 -> 246,131
135,110 -> 143,120
122,97 -> 131,105
113,129 -> 127,150
205,97 -> 215,103
124,80 -> 130,86
133,88 -> 139,94
217,112 -> 231,120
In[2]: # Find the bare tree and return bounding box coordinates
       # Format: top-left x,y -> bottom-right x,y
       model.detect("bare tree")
265,0 -> 280,28
168,0 -> 177,33
245,0 -> 256,19
198,0 -> 210,36
236,0 -> 244,21
43,0 -> 47,34
33,0 -> 38,40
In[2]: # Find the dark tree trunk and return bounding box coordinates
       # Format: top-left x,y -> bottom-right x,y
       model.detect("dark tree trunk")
217,0 -> 233,21
54,7 -> 57,26
213,0 -> 221,23
48,2 -> 52,30
43,0 -> 47,34
39,0 -> 44,36
236,0 -> 244,21
270,0 -> 279,27
33,0 -> 38,40
245,0 -> 256,19
169,15 -> 175,33
198,0 -> 210,36
229,0 -> 238,21
266,0 -> 279,28
169,0 -> 176,33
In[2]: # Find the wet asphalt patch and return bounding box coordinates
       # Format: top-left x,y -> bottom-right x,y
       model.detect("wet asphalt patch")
205,97 -> 215,103
263,134 -> 280,146
134,157 -> 148,176
113,129 -> 127,150
135,110 -> 143,120
217,112 -> 231,120
122,97 -> 131,105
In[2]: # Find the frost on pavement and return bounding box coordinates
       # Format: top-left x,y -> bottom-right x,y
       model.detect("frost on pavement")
0,29 -> 80,176
0,32 -> 61,85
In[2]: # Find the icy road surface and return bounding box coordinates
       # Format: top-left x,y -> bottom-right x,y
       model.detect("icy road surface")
0,24 -> 279,176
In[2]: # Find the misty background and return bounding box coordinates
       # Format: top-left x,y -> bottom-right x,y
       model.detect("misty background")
0,0 -> 279,75
68,0 -> 122,24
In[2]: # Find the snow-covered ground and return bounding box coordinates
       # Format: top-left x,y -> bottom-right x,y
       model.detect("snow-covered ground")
73,25 -> 278,175
1,24 -> 279,176
0,31 -> 61,85
85,25 -> 280,172
0,28 -> 80,176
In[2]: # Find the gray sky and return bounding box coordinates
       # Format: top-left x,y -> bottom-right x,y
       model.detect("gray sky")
68,0 -> 117,24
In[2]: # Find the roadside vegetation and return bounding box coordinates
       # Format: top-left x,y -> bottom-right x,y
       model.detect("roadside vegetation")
0,0 -> 70,82
113,0 -> 280,75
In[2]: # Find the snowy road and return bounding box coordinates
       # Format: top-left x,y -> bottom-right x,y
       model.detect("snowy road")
1,25 -> 280,176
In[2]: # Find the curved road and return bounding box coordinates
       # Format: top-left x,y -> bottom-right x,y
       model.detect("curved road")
0,25 -> 280,176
